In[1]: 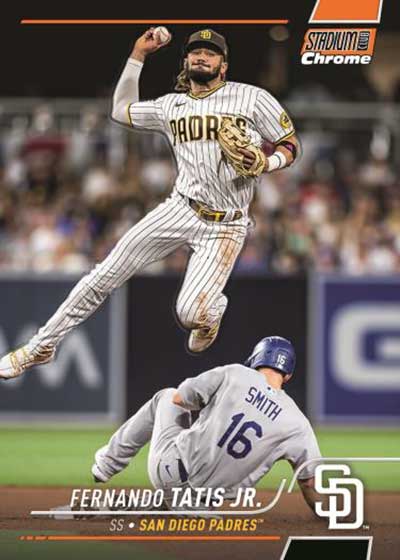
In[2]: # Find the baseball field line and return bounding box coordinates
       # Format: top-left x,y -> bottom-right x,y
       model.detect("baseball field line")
20,535 -> 281,541
20,19 -> 289,25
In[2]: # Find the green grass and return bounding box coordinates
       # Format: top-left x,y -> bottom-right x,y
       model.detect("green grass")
0,427 -> 399,491
0,428 -> 149,487
265,428 -> 400,492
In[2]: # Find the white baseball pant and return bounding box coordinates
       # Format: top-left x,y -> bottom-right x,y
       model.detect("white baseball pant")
28,191 -> 247,352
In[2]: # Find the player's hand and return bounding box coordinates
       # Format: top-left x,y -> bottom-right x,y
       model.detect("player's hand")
131,28 -> 171,62
237,147 -> 257,170
237,147 -> 269,172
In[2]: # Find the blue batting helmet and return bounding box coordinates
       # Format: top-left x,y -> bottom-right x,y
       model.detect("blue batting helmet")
244,336 -> 296,375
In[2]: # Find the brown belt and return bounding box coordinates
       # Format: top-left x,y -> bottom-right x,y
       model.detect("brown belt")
187,197 -> 243,223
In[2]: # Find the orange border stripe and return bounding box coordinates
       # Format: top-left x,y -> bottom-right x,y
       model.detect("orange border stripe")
20,19 -> 289,25
20,535 -> 281,541
310,0 -> 382,22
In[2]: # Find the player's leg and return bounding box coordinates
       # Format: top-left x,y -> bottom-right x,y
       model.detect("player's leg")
92,388 -> 190,484
0,194 -> 193,379
146,389 -> 191,489
176,221 -> 247,352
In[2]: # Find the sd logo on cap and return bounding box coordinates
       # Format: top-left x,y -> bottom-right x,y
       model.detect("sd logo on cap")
200,30 -> 212,40
185,29 -> 228,59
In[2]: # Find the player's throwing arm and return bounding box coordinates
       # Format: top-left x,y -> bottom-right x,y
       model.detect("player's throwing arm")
0,28 -> 299,380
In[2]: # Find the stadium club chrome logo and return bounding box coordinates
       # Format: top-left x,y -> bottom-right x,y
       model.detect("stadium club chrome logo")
300,29 -> 377,65
301,0 -> 382,64
314,464 -> 364,529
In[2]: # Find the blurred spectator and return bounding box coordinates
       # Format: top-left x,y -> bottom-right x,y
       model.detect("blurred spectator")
235,240 -> 268,275
82,164 -> 117,203
139,158 -> 175,197
0,101 -> 399,276
22,105 -> 67,202
67,107 -> 109,173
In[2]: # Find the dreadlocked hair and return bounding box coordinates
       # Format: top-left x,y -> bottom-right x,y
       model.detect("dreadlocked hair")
174,61 -> 191,92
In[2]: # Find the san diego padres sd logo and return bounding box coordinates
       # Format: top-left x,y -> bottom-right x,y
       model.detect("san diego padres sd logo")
200,30 -> 212,39
314,464 -> 364,529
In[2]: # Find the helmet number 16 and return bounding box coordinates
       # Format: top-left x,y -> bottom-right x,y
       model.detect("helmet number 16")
277,353 -> 287,366
217,413 -> 262,459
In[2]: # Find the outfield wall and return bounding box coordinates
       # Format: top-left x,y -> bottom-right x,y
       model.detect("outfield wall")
0,273 -> 399,425
309,274 -> 400,424
126,275 -> 308,416
0,274 -> 126,423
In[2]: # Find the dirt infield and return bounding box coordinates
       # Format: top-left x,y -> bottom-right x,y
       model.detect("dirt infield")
1,487 -> 399,559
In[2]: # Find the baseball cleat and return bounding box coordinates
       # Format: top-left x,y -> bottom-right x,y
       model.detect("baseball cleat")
0,345 -> 55,380
91,464 -> 109,483
188,295 -> 228,353
91,446 -> 111,483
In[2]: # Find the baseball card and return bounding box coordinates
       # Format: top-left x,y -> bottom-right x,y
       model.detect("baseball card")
0,2 -> 399,559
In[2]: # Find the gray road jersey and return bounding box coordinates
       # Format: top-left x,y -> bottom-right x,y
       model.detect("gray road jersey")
128,81 -> 294,213
175,364 -> 321,489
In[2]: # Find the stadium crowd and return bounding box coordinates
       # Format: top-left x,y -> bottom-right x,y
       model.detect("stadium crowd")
0,105 -> 399,276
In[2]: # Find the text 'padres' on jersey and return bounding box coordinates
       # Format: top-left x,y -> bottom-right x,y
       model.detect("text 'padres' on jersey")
175,364 -> 321,489
128,81 -> 294,213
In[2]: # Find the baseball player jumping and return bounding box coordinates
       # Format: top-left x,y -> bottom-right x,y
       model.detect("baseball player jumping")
0,28 -> 299,380
91,337 -> 321,512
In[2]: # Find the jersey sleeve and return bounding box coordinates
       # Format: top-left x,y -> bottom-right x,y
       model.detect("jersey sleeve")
285,422 -> 322,480
176,366 -> 226,411
254,89 -> 295,144
127,97 -> 166,132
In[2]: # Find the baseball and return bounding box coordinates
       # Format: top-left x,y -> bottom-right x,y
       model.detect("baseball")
153,26 -> 171,45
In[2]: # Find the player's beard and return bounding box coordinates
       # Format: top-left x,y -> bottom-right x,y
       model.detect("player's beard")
188,62 -> 223,84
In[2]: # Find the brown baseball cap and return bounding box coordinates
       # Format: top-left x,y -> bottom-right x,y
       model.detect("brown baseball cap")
185,29 -> 228,59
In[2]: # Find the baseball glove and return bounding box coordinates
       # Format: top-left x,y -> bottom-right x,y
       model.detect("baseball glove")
218,118 -> 266,178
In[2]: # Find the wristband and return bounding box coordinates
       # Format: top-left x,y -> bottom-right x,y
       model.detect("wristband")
277,139 -> 297,160
127,58 -> 144,69
266,151 -> 287,172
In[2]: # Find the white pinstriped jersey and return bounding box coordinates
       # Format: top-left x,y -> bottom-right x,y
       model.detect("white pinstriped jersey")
128,81 -> 294,213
